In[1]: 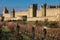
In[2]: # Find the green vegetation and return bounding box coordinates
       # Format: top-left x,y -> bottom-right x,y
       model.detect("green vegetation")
47,21 -> 59,28
44,21 -> 59,28
43,19 -> 59,28
0,21 -> 60,40
2,26 -> 10,32
22,34 -> 30,40
0,25 -> 30,40
1,26 -> 11,40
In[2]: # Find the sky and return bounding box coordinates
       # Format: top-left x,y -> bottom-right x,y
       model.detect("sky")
0,0 -> 60,14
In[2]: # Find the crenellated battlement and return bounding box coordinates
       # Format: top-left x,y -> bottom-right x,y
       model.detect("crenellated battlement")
41,3 -> 60,8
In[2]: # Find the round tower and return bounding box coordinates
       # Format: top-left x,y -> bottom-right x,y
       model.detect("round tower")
41,3 -> 47,17
11,8 -> 15,18
29,4 -> 37,17
3,7 -> 8,14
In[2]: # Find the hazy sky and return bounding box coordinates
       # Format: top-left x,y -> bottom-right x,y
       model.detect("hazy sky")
0,0 -> 60,14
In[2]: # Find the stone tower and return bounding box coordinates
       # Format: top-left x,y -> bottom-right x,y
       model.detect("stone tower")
42,3 -> 47,16
33,4 -> 37,17
11,8 -> 15,18
3,7 -> 8,14
29,4 -> 37,17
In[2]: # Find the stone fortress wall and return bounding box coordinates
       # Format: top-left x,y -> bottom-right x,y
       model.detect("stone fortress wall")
2,3 -> 60,21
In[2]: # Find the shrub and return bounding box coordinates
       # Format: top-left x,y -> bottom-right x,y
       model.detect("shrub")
44,19 -> 48,26
47,21 -> 59,28
22,34 -> 30,40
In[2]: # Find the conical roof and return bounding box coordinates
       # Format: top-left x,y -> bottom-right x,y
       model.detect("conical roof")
3,7 -> 8,13
11,8 -> 15,13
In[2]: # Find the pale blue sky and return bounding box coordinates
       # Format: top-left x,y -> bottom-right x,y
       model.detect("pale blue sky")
0,0 -> 60,14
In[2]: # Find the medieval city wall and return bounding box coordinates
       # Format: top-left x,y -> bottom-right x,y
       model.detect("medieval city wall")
2,4 -> 60,21
27,16 -> 58,21
37,10 -> 42,17
46,8 -> 60,16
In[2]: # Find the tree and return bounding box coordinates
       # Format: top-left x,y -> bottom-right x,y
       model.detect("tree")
31,26 -> 35,40
35,20 -> 39,26
2,25 -> 11,40
44,19 -> 48,26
